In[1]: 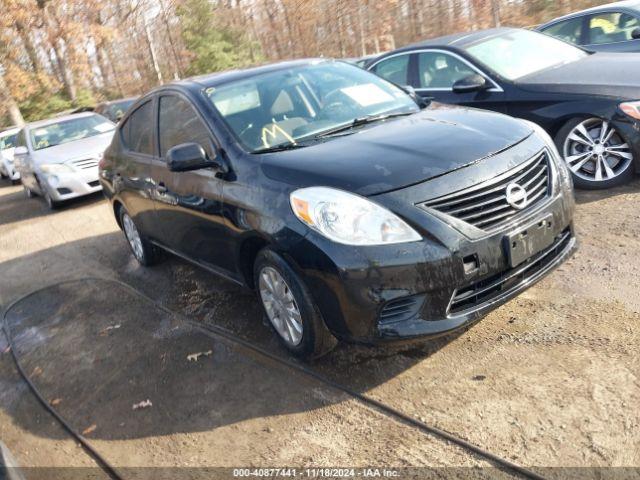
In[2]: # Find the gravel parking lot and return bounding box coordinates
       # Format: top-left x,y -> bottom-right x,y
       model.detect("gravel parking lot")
0,178 -> 638,477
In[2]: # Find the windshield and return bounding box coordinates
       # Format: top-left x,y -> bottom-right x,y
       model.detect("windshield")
204,61 -> 419,152
30,115 -> 115,151
0,132 -> 17,150
464,30 -> 588,81
102,100 -> 135,122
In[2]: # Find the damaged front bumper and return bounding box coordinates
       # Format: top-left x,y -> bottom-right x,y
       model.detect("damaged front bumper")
287,136 -> 577,344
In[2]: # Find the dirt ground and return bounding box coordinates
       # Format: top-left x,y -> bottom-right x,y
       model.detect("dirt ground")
0,176 -> 638,479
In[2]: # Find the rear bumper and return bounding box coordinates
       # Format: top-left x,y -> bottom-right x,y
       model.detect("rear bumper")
40,168 -> 102,201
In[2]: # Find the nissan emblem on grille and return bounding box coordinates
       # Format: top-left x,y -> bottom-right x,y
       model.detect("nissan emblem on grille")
506,183 -> 528,210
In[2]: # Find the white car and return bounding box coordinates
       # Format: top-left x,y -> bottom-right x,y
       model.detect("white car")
0,127 -> 20,183
14,112 -> 115,209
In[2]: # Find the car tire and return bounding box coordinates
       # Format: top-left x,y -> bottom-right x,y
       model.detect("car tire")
254,248 -> 337,360
118,207 -> 160,266
555,117 -> 635,190
11,179 -> 20,186
43,191 -> 59,210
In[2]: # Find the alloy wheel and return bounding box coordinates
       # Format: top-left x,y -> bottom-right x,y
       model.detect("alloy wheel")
122,213 -> 144,262
563,118 -> 633,183
258,266 -> 304,346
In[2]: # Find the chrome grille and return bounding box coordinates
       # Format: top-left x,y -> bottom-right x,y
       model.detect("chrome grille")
70,158 -> 99,170
420,151 -> 552,231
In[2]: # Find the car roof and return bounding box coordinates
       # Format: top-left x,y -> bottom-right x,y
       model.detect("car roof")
371,27 -> 523,59
25,111 -> 102,130
0,127 -> 20,136
155,59 -> 332,93
540,0 -> 640,26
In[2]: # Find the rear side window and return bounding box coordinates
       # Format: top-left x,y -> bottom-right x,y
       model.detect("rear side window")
121,101 -> 154,155
158,96 -> 214,159
370,55 -> 409,86
586,12 -> 640,44
541,17 -> 584,45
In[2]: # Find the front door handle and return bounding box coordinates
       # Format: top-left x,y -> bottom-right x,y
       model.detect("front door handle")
157,182 -> 168,194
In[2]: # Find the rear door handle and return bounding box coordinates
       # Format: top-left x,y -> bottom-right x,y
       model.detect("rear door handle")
157,182 -> 167,194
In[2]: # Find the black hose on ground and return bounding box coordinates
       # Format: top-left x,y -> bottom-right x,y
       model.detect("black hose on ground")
2,289 -> 124,480
2,277 -> 546,480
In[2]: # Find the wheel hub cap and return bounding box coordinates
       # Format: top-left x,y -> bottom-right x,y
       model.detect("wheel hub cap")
563,118 -> 633,183
122,214 -> 144,261
258,267 -> 303,347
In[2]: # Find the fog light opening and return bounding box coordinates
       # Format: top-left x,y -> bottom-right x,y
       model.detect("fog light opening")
463,254 -> 479,275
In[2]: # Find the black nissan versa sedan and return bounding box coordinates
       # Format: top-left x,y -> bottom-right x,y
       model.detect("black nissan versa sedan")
366,27 -> 640,189
99,60 -> 577,358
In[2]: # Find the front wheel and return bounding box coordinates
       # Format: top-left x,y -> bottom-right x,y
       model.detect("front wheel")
556,117 -> 635,189
119,207 -> 160,266
254,248 -> 337,359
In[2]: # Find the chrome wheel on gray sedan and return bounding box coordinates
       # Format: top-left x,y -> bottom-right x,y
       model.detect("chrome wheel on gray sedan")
122,213 -> 144,262
562,118 -> 633,187
258,266 -> 304,346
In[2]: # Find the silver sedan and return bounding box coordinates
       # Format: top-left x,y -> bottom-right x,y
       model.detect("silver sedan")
13,112 -> 115,209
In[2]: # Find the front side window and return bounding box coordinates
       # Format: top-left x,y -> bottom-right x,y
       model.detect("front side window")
122,101 -> 154,155
30,115 -> 115,151
0,132 -> 18,150
465,30 -> 588,81
159,96 -> 214,159
586,12 -> 640,44
370,55 -> 410,85
541,17 -> 584,45
205,61 -> 418,152
417,52 -> 477,89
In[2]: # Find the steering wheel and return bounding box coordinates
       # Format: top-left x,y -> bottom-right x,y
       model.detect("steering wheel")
318,89 -> 355,121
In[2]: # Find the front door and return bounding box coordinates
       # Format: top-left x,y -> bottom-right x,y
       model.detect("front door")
149,93 -> 235,277
411,51 -> 508,113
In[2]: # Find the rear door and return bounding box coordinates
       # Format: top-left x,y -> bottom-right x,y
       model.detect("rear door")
149,93 -> 234,276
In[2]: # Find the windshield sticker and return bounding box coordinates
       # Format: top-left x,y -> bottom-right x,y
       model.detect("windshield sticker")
261,124 -> 296,148
93,122 -> 115,133
341,84 -> 395,107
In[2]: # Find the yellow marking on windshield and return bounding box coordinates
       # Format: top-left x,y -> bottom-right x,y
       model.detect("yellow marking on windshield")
261,124 -> 296,148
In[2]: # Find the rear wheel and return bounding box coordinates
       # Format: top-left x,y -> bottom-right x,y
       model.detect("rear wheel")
254,248 -> 337,359
556,117 -> 635,189
119,207 -> 160,266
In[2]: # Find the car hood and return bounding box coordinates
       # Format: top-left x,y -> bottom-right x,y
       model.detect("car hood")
1,148 -> 15,161
31,132 -> 114,165
517,53 -> 640,98
260,106 -> 533,196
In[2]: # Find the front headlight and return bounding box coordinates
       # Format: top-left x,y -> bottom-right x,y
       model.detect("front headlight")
521,119 -> 573,191
40,163 -> 74,174
290,187 -> 421,246
619,101 -> 640,120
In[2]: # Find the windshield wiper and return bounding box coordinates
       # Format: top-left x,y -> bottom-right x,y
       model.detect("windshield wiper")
253,142 -> 308,154
315,111 -> 415,138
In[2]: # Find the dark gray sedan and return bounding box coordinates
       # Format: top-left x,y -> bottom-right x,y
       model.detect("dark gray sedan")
538,1 -> 640,52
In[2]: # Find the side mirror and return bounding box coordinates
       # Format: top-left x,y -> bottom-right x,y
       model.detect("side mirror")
13,146 -> 27,156
632,27 -> 640,39
452,74 -> 489,94
402,85 -> 431,109
167,143 -> 223,173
